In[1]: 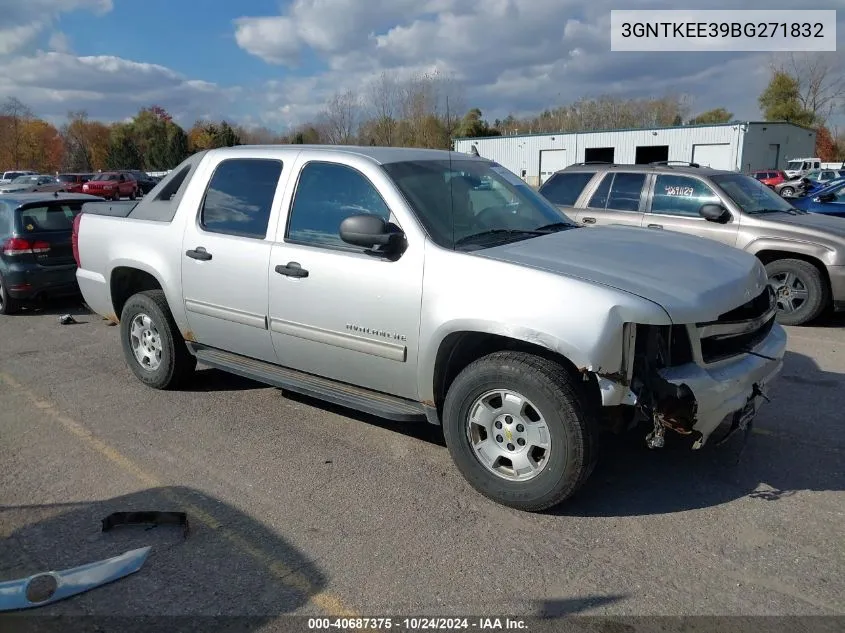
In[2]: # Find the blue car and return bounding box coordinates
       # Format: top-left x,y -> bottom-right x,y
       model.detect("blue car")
790,180 -> 845,218
804,175 -> 845,197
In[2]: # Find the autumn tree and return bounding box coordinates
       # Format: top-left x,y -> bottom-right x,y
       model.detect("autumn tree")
776,53 -> 845,124
759,71 -> 816,126
106,123 -> 144,170
21,120 -> 64,172
688,107 -> 734,125
0,97 -> 35,168
61,111 -> 111,171
815,126 -> 839,162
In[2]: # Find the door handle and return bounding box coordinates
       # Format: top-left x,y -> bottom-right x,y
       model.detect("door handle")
647,224 -> 663,229
275,261 -> 309,278
581,217 -> 596,224
186,247 -> 212,261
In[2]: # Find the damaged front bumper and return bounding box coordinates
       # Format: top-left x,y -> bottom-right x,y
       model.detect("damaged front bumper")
596,309 -> 786,449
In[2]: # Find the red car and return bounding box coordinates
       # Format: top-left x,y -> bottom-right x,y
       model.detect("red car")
751,170 -> 787,188
57,173 -> 94,194
82,172 -> 139,200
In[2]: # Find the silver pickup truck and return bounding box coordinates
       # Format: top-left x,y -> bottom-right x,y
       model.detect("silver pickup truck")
73,146 -> 786,511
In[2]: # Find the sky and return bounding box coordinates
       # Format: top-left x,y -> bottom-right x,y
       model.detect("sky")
0,1 -> 843,133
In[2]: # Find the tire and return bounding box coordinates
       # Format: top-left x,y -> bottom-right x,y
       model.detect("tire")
129,189 -> 136,201
766,258 -> 828,326
780,186 -> 795,197
441,351 -> 600,512
0,274 -> 20,315
119,289 -> 196,389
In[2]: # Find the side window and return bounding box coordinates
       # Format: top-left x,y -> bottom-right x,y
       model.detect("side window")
650,175 -> 721,217
606,173 -> 646,211
587,174 -> 612,208
539,172 -> 595,206
200,158 -> 283,239
286,162 -> 391,250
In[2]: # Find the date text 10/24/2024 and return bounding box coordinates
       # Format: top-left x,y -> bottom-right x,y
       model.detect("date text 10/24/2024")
308,618 -> 528,631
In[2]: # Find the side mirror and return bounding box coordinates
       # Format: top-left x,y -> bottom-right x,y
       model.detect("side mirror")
699,203 -> 731,223
819,192 -> 836,203
339,214 -> 404,250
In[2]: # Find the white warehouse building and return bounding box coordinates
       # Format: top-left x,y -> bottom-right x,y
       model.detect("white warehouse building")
453,121 -> 817,187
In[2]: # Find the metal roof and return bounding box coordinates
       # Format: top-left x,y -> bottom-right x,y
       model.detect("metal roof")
453,120 -> 817,142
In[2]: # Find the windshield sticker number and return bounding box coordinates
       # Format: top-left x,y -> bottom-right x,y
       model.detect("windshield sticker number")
664,186 -> 695,196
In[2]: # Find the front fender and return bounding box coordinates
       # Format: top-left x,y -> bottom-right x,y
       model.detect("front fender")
745,237 -> 836,267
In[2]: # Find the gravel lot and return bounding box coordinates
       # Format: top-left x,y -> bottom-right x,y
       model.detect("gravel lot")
1,299 -> 843,624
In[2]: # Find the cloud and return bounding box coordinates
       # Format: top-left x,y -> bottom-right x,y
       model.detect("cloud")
237,0 -> 845,129
0,0 -> 239,125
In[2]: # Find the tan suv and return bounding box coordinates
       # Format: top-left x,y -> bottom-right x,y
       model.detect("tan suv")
539,162 -> 845,326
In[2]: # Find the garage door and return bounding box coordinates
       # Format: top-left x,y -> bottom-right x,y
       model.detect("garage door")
692,143 -> 732,170
539,149 -> 568,184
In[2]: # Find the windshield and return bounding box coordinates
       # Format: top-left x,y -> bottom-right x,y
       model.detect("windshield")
92,173 -> 118,181
786,161 -> 803,170
382,159 -> 577,250
11,176 -> 37,184
711,173 -> 796,214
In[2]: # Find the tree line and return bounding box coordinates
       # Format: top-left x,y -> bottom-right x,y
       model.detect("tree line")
2,53 -> 843,174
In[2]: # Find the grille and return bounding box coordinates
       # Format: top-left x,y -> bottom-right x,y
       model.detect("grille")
697,287 -> 777,364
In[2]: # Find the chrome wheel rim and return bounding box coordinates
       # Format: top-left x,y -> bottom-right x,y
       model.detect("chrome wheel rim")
0,278 -> 4,310
769,272 -> 809,315
129,313 -> 163,371
466,389 -> 552,482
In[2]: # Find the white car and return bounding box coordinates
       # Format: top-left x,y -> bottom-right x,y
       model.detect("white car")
0,170 -> 37,185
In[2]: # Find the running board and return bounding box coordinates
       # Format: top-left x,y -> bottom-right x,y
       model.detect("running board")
189,344 -> 427,423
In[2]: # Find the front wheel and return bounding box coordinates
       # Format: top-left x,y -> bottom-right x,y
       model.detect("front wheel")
119,290 -> 196,389
441,351 -> 599,512
766,258 -> 829,326
780,186 -> 795,197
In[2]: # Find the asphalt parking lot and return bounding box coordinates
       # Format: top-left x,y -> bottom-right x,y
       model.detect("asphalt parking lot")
1,300 -> 844,623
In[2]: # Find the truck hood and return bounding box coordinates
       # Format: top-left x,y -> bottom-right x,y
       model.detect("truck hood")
752,209 -> 845,241
475,226 -> 768,323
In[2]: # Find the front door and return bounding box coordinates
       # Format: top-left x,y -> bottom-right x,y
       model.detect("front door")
643,173 -> 740,247
181,156 -> 287,362
577,171 -> 648,228
267,156 -> 424,399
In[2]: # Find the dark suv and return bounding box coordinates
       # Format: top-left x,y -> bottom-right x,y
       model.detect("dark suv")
0,193 -> 101,314
538,162 -> 845,326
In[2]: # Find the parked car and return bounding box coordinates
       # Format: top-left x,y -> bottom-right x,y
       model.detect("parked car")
0,174 -> 67,194
0,193 -> 103,314
73,146 -> 786,512
791,181 -> 845,218
538,162 -> 845,326
774,174 -> 813,198
0,170 -> 37,185
121,170 -> 158,195
751,170 -> 787,188
82,172 -> 138,200
784,157 -> 821,178
804,176 -> 845,198
57,173 -> 95,194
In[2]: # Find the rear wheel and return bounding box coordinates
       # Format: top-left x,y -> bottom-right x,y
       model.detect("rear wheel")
0,275 -> 20,315
766,258 -> 828,326
441,351 -> 599,512
119,290 -> 196,389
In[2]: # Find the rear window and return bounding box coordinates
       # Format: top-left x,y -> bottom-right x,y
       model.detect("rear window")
16,204 -> 83,233
539,172 -> 596,206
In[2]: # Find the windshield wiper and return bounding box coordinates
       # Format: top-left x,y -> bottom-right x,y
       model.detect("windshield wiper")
748,207 -> 805,215
534,222 -> 577,232
454,229 -> 546,248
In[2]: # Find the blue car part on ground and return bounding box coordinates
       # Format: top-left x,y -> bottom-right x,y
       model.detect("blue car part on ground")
0,546 -> 151,611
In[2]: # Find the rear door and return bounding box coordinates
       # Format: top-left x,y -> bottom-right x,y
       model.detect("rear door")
578,171 -> 649,228
180,155 -> 288,362
643,173 -> 740,247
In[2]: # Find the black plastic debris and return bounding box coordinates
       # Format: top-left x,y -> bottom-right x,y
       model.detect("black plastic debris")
58,314 -> 77,325
102,511 -> 190,539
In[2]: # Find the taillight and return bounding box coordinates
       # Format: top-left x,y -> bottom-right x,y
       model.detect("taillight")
72,213 -> 83,267
2,237 -> 50,256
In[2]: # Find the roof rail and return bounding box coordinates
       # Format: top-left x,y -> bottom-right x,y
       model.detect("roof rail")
569,161 -> 618,167
649,160 -> 701,168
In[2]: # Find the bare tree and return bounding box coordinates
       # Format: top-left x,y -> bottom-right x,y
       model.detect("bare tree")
0,97 -> 35,168
319,90 -> 360,145
778,52 -> 845,123
364,73 -> 400,145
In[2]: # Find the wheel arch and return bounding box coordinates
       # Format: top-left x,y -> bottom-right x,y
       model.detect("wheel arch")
753,248 -> 832,298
